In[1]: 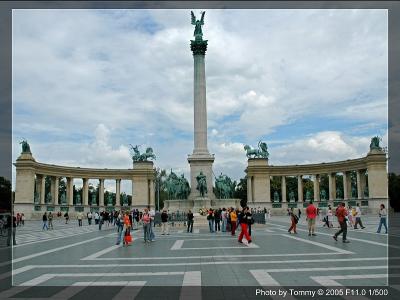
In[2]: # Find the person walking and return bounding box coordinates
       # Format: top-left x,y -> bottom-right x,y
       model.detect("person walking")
327,205 -> 333,228
94,212 -> 99,225
123,211 -> 132,246
247,208 -> 253,236
77,212 -> 83,227
238,207 -> 252,244
377,204 -> 388,234
148,206 -> 156,241
48,212 -> 54,230
187,210 -> 194,233
230,208 -> 237,236
42,212 -> 49,230
20,213 -> 25,226
64,212 -> 69,224
87,211 -> 93,225
347,206 -> 354,228
207,209 -> 215,233
98,211 -> 103,230
221,208 -> 227,232
354,203 -> 366,229
6,214 -> 17,246
306,201 -> 317,236
288,208 -> 298,234
161,209 -> 169,235
214,209 -> 221,232
298,208 -> 301,219
333,202 -> 350,243
142,208 -> 151,243
115,211 -> 124,245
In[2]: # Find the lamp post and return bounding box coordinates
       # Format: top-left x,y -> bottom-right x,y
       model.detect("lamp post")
156,167 -> 160,211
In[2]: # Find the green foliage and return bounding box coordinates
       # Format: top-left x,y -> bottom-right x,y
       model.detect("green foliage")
270,176 -> 281,200
285,176 -> 298,201
234,176 -> 247,203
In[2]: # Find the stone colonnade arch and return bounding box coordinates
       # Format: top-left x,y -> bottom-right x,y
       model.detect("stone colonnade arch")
13,152 -> 155,218
246,149 -> 387,212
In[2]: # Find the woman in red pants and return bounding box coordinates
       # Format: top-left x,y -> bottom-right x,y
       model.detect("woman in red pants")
238,207 -> 252,244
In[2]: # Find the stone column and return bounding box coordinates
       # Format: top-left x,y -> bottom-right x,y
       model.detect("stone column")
343,172 -> 351,200
328,173 -> 336,200
191,38 -> 209,154
281,176 -> 286,202
99,179 -> 105,206
313,175 -> 320,202
50,176 -> 59,205
14,154 -> 36,204
115,179 -> 121,207
82,178 -> 89,206
66,177 -> 74,206
366,151 -> 388,199
149,179 -> 155,209
297,175 -> 303,202
247,176 -> 253,202
359,170 -> 367,199
356,170 -> 362,200
39,175 -> 46,205
53,177 -> 59,205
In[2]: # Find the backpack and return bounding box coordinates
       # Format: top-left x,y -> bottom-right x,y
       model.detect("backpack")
293,214 -> 299,224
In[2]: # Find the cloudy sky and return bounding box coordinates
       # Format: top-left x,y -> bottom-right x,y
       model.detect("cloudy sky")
12,9 -> 388,193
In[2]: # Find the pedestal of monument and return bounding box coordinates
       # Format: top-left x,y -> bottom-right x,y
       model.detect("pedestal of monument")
188,153 -> 216,202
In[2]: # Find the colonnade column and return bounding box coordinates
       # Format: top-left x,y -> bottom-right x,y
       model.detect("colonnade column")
99,179 -> 104,206
39,175 -> 45,205
356,170 -> 362,200
281,176 -> 286,202
50,176 -> 58,205
116,179 -> 121,207
297,175 -> 303,202
328,173 -> 336,200
313,175 -> 320,202
343,172 -> 351,200
67,177 -> 74,205
83,178 -> 89,206
247,176 -> 253,202
150,179 -> 155,209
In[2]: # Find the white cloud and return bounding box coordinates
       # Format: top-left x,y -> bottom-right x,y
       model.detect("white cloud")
11,9 -> 388,186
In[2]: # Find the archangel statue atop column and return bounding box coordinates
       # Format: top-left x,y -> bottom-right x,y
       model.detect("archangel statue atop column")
191,11 -> 205,41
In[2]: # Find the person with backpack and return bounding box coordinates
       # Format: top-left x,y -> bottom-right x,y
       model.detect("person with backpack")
161,209 -> 169,235
214,208 -> 221,232
288,208 -> 298,234
333,202 -> 350,243
354,203 -> 366,229
142,208 -> 151,243
238,207 -> 252,244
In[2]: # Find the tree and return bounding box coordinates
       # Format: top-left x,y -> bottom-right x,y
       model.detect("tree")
270,176 -> 281,200
155,169 -> 169,210
285,176 -> 298,201
234,176 -> 247,207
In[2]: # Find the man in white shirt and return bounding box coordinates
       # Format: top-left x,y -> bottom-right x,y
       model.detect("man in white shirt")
354,203 -> 366,229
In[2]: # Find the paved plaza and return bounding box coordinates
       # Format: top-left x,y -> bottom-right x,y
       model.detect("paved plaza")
0,215 -> 399,299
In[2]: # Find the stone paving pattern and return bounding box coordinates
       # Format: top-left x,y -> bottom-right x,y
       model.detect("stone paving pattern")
0,215 -> 400,299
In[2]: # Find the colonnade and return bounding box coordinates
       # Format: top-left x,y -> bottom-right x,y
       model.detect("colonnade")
14,152 -> 156,215
246,149 -> 388,208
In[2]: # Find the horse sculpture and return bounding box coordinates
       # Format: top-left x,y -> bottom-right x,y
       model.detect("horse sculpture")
244,141 -> 269,159
130,144 -> 156,162
370,136 -> 382,151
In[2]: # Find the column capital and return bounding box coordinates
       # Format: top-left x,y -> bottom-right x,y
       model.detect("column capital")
191,39 -> 208,55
